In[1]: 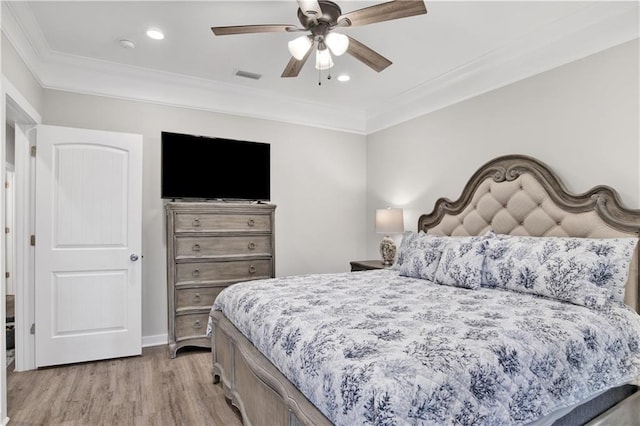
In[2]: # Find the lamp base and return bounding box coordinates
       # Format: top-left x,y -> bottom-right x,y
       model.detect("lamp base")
379,235 -> 397,266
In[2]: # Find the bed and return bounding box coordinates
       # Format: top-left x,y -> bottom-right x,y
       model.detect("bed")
208,154 -> 640,425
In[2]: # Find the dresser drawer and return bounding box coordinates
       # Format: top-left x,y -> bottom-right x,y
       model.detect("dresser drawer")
175,286 -> 226,310
175,312 -> 210,341
174,213 -> 271,233
176,259 -> 272,284
175,235 -> 272,259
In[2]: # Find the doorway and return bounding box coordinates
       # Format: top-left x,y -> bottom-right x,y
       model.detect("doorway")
4,90 -> 39,375
1,81 -> 41,424
5,125 -> 16,370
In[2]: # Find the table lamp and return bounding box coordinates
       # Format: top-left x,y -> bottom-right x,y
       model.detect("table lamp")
375,208 -> 404,266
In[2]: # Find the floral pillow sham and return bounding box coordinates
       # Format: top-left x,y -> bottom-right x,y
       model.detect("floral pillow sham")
433,236 -> 489,289
483,235 -> 637,308
392,231 -> 444,281
393,231 -> 490,289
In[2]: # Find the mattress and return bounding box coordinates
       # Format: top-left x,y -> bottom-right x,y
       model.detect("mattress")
209,269 -> 640,425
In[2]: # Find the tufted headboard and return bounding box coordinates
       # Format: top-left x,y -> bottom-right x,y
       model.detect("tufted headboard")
418,155 -> 640,312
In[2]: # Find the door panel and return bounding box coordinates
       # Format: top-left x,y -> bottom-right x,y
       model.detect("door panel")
54,145 -> 128,248
35,125 -> 142,367
53,270 -> 127,334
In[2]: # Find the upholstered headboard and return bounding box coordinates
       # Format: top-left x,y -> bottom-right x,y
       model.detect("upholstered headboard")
418,155 -> 640,312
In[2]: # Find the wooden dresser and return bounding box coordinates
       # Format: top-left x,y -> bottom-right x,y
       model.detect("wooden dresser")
165,202 -> 276,358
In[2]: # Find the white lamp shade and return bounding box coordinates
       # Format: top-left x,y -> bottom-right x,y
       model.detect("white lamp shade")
288,35 -> 312,60
315,48 -> 334,70
375,208 -> 404,234
325,32 -> 349,56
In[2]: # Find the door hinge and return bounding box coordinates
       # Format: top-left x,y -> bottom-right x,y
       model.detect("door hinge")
4,181 -> 8,189
4,227 -> 9,234
5,272 -> 9,279
30,323 -> 35,335
30,146 -> 37,157
30,235 -> 36,246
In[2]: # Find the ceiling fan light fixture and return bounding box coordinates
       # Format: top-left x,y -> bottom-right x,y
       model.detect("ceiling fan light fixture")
325,32 -> 349,56
210,0 -> 428,80
315,48 -> 334,70
288,35 -> 313,60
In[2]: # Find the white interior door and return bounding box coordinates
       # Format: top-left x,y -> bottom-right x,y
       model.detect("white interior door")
35,125 -> 142,367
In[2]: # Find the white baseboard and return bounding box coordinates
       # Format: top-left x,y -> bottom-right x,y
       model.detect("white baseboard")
142,333 -> 168,348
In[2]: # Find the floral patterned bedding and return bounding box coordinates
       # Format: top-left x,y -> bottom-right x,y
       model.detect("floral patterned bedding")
209,269 -> 640,425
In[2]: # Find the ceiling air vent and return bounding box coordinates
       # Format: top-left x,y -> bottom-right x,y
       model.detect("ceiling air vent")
234,69 -> 262,80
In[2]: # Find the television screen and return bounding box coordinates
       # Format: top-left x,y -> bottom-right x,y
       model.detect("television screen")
161,131 -> 270,201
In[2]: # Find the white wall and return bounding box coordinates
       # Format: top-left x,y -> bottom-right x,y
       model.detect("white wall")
42,90 -> 367,342
1,33 -> 44,115
366,39 -> 640,258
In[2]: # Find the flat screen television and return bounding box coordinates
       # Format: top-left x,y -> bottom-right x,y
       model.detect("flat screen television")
161,131 -> 270,201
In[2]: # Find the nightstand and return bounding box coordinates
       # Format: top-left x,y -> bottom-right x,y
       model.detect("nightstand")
350,260 -> 387,272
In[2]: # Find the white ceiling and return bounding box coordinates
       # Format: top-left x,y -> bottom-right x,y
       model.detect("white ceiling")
3,1 -> 639,133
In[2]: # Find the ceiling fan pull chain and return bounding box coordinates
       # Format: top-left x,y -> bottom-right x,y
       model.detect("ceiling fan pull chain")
318,66 -> 322,86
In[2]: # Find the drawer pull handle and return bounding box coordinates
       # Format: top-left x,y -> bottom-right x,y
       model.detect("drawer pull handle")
192,244 -> 201,252
193,320 -> 202,330
248,265 -> 257,274
248,241 -> 256,250
194,293 -> 201,303
193,218 -> 201,227
247,219 -> 255,227
192,268 -> 200,278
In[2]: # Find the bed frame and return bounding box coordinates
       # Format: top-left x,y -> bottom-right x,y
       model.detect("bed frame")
210,154 -> 640,426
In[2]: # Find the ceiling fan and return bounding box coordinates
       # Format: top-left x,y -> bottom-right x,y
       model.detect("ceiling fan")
211,0 -> 428,79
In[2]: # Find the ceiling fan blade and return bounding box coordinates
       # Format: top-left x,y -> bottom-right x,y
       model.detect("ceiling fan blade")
346,36 -> 392,72
211,24 -> 299,36
281,41 -> 316,78
297,0 -> 323,18
340,0 -> 427,27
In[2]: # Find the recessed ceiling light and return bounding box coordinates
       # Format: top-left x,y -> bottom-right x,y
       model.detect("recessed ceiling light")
146,28 -> 164,40
337,74 -> 350,82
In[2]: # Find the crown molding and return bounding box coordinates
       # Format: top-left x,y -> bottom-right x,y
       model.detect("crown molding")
1,1 -> 47,87
3,1 -> 638,136
2,2 -> 367,134
38,50 -> 368,134
365,2 -> 640,133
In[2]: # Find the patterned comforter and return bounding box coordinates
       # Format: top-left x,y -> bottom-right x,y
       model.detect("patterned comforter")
210,269 -> 640,425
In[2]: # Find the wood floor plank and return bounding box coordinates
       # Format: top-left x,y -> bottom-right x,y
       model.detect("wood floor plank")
7,346 -> 243,426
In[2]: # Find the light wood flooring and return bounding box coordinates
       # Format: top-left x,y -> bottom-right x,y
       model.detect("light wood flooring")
7,346 -> 243,426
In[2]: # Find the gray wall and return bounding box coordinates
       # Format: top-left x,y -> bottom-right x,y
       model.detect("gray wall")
1,33 -> 44,115
366,38 -> 640,258
42,90 -> 368,342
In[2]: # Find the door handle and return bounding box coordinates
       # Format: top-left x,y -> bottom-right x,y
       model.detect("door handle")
130,254 -> 139,262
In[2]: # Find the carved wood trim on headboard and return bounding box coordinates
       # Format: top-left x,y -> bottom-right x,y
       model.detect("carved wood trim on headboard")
418,154 -> 640,235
